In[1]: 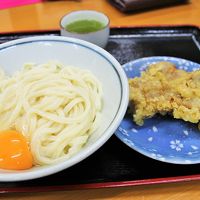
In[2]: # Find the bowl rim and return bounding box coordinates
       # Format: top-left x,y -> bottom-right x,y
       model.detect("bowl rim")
0,35 -> 129,181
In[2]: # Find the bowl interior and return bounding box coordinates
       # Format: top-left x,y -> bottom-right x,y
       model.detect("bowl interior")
0,36 -> 127,181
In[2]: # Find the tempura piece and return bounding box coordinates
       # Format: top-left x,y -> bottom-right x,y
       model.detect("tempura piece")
129,61 -> 200,126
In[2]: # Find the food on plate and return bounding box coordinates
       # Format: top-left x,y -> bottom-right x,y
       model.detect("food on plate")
0,62 -> 102,169
129,61 -> 200,126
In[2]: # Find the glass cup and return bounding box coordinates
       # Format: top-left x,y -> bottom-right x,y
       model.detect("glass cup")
60,10 -> 110,48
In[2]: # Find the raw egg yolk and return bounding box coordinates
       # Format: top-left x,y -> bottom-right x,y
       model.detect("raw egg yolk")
0,130 -> 33,170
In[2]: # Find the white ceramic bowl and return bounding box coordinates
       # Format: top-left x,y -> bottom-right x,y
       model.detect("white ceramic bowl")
0,36 -> 129,181
60,10 -> 110,48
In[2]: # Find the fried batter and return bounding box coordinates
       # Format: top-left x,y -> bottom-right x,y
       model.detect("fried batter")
129,62 -> 200,126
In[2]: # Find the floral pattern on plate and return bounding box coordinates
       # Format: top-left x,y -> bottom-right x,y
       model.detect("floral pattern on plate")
115,56 -> 200,164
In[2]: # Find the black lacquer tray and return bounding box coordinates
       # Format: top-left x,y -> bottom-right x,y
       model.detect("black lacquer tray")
1,26 -> 200,194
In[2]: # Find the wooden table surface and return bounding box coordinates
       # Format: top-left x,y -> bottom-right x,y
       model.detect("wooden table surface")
1,0 -> 200,32
1,0 -> 200,199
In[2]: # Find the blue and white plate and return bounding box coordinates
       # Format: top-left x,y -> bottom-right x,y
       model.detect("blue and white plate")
115,56 -> 200,164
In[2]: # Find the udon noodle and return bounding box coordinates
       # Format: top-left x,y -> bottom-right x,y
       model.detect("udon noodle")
0,62 -> 103,165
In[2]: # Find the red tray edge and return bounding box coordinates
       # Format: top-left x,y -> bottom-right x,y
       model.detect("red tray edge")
1,174 -> 200,194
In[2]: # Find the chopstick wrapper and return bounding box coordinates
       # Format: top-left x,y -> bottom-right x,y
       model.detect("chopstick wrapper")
109,0 -> 189,12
